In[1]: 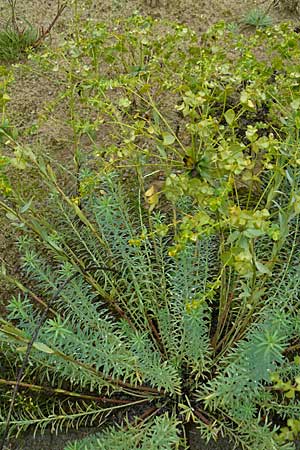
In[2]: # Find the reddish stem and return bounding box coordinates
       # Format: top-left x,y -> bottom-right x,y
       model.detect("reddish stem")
194,409 -> 211,426
32,2 -> 67,48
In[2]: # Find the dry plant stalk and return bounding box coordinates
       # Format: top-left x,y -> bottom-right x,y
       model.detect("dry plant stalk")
33,1 -> 68,48
6,0 -> 67,47
7,0 -> 19,32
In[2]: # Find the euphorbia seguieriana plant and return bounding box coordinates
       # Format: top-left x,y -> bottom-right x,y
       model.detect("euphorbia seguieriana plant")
1,16 -> 300,450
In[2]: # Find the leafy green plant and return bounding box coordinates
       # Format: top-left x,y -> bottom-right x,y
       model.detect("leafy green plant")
1,16 -> 300,450
0,0 -> 38,62
25,17 -> 300,278
0,25 -> 38,62
0,160 -> 299,449
242,8 -> 273,28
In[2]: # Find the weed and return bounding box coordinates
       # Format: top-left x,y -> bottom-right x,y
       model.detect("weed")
226,21 -> 239,33
0,0 -> 67,62
0,25 -> 38,62
0,170 -> 299,450
242,8 -> 273,27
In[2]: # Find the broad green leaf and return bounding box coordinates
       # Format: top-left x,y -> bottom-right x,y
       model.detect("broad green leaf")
147,125 -> 156,134
256,136 -> 270,149
285,389 -> 295,399
246,126 -> 258,142
6,212 -> 19,222
10,157 -> 27,170
2,93 -> 10,102
294,356 -> 300,366
162,132 -> 175,146
145,185 -> 159,212
224,109 -> 235,125
291,98 -> 300,110
226,230 -> 240,244
33,342 -> 55,354
152,109 -> 160,126
118,97 -> 131,108
243,228 -> 264,238
19,198 -> 33,214
255,260 -> 272,275
1,323 -> 27,339
16,346 -> 27,353
240,90 -> 248,104
156,143 -> 167,158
